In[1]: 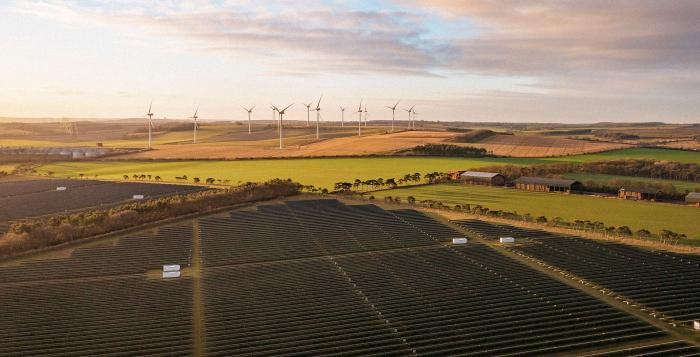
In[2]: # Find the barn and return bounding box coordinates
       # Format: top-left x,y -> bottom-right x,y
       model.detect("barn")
513,176 -> 582,193
459,171 -> 506,186
686,192 -> 700,207
618,187 -> 661,201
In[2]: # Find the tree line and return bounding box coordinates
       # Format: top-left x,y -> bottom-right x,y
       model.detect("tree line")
0,179 -> 302,259
333,171 -> 452,193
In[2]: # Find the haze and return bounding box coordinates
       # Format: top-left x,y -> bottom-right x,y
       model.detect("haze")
1,0 -> 699,123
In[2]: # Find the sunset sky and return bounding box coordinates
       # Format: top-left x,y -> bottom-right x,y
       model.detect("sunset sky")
1,0 -> 699,123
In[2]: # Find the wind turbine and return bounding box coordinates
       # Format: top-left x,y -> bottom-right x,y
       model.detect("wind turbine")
272,104 -> 293,149
363,105 -> 368,127
270,106 -> 278,128
145,102 -> 154,149
303,102 -> 312,127
386,101 -> 400,133
243,106 -> 255,134
339,106 -> 346,127
412,110 -> 418,129
404,105 -> 415,130
191,106 -> 199,144
357,99 -> 363,137
313,95 -> 323,139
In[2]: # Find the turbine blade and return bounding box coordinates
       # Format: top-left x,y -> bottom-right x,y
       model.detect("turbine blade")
316,94 -> 323,108
282,103 -> 294,112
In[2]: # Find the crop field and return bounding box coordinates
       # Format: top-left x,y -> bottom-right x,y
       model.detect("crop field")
454,220 -> 700,326
557,148 -> 700,165
563,172 -> 700,192
36,156 -> 545,190
4,198 -> 697,356
466,133 -> 629,157
372,183 -> 700,240
0,179 -> 205,223
110,129 -> 454,160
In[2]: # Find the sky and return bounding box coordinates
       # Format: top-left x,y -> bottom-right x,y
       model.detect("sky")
0,0 -> 699,123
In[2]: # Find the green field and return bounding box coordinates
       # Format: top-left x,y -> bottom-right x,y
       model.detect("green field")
37,157 -> 545,190
373,183 -> 700,241
549,148 -> 700,164
563,172 -> 700,193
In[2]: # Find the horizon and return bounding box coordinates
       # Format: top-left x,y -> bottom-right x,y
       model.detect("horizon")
1,1 -> 699,123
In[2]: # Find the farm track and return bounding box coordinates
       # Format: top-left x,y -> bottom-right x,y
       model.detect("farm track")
3,198 -> 700,355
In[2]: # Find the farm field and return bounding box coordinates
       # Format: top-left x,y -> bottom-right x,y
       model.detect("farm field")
563,172 -> 700,193
112,129 -> 454,160
36,156 -> 546,190
0,179 -> 205,223
372,183 -> 700,240
2,198 -> 696,356
466,133 -> 630,157
553,148 -> 700,165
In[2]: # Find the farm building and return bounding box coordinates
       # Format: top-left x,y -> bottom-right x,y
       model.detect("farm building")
459,171 -> 506,186
513,176 -> 582,193
618,187 -> 661,201
686,192 -> 700,207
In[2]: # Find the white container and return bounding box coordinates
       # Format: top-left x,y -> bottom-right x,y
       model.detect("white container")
163,264 -> 181,272
132,194 -> 145,200
452,238 -> 468,244
694,320 -> 700,330
162,271 -> 181,279
500,237 -> 515,243
56,187 -> 67,191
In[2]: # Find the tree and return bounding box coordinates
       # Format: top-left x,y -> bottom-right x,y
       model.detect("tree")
206,178 -> 216,185
132,174 -> 139,180
193,177 -> 201,184
78,173 -> 85,179
386,178 -> 397,188
407,196 -> 416,205
635,229 -> 651,238
616,226 -> 632,236
123,175 -> 129,180
353,179 -> 362,190
147,175 -> 152,180
154,176 -> 162,181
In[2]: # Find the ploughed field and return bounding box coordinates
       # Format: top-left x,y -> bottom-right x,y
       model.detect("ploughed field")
467,133 -> 630,157
2,199 -> 699,356
453,220 -> 700,327
0,179 -> 205,223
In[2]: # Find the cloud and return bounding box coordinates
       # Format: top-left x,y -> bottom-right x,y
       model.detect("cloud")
411,0 -> 700,75
14,0 -> 447,76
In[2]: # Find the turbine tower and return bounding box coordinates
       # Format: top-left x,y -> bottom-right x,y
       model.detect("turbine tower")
357,100 -> 364,136
404,105 -> 415,130
339,106 -> 346,127
313,95 -> 323,140
386,101 -> 400,133
243,105 -> 255,134
303,102 -> 312,127
191,106 -> 199,144
145,102 -> 154,149
272,104 -> 293,149
412,108 -> 417,129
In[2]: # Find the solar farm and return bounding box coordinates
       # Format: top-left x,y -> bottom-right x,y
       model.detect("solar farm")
0,179 -> 205,224
2,198 -> 700,356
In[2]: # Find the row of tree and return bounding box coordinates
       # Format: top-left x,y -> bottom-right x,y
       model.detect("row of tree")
381,196 -> 688,245
121,174 -> 232,186
403,144 -> 488,157
333,171 -> 452,193
479,159 -> 700,183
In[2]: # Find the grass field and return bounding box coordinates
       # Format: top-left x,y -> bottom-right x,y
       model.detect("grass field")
37,157 -> 545,190
372,183 -> 700,241
563,172 -> 700,192
551,148 -> 700,164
